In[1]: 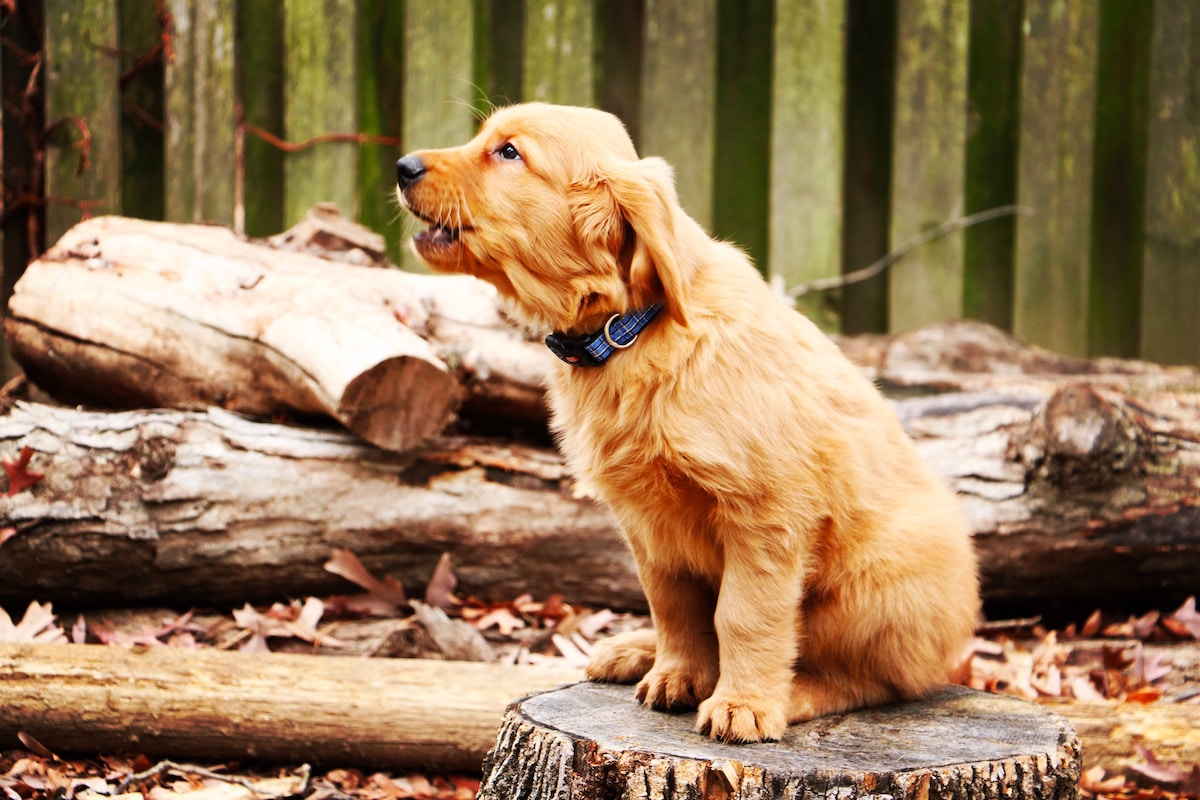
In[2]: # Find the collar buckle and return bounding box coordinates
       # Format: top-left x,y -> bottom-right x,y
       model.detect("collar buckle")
545,305 -> 662,367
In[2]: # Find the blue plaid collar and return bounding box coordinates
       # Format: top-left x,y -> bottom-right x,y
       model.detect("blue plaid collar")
545,305 -> 663,367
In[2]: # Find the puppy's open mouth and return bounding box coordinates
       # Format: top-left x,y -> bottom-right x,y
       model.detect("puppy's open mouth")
406,206 -> 470,252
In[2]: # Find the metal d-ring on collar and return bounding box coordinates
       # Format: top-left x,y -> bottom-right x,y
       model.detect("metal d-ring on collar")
603,314 -> 638,349
544,304 -> 663,367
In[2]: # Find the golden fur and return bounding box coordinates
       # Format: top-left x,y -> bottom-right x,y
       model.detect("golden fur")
397,103 -> 980,743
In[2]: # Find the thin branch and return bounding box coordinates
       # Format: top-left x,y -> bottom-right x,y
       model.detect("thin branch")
241,123 -> 403,153
118,760 -> 312,798
787,204 -> 1033,298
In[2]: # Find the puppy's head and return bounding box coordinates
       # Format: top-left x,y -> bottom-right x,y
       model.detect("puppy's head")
396,103 -> 692,333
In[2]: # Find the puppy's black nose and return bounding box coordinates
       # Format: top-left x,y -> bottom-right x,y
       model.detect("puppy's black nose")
395,155 -> 427,189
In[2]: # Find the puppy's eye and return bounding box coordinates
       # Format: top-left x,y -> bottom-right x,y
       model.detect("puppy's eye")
497,142 -> 522,161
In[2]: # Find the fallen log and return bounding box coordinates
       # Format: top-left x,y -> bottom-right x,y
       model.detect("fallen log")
0,401 -> 639,609
2,372 -> 1199,614
4,216 -> 554,451
1,642 -> 1194,777
0,642 -> 582,771
477,682 -> 1081,800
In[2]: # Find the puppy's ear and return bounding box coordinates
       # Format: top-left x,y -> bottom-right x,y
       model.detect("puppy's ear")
571,157 -> 691,326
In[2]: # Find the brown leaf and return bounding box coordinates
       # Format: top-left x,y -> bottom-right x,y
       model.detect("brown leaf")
0,527 -> 17,547
1080,609 -> 1103,637
323,548 -> 408,615
1080,765 -> 1127,794
1130,744 -> 1187,784
424,552 -> 461,611
0,601 -> 66,644
3,446 -> 44,495
1165,596 -> 1200,640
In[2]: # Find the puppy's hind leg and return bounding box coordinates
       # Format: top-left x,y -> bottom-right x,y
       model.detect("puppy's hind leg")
586,628 -> 656,683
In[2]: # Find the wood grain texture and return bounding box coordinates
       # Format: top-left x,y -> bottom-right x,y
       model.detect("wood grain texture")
769,0 -> 844,329
889,0 -> 968,333
478,683 -> 1081,800
1013,0 -> 1098,357
0,643 -> 583,771
6,216 -> 460,452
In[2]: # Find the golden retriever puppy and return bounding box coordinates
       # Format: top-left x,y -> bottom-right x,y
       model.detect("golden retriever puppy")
396,103 -> 979,744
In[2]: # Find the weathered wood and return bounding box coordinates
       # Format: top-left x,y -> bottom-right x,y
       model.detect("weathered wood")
283,0 -> 359,229
0,642 -> 583,771
164,0 -> 237,226
640,0 -> 717,228
402,0 -> 478,272
0,401 -> 635,609
356,0 -> 406,265
523,0 -> 595,106
889,0 -> 968,333
237,0 -> 286,237
478,683 -> 1081,800
962,0 -> 1023,330
1012,0 -> 1098,357
769,0 -> 844,329
712,0 -> 772,274
43,0 -> 122,243
1140,0 -> 1200,367
3,329 -> 1200,614
5,216 -> 463,452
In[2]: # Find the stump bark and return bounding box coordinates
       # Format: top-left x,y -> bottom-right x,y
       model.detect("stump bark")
477,683 -> 1081,800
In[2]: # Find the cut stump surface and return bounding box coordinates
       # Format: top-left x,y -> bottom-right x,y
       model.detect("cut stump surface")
478,683 -> 1081,800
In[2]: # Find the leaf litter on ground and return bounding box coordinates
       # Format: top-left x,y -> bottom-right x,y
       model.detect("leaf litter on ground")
3,556 -> 1198,800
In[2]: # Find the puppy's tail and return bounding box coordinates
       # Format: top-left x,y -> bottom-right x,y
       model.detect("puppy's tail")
585,628 -> 657,683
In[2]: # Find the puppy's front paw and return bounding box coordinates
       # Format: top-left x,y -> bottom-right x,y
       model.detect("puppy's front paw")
585,629 -> 656,684
697,692 -> 787,743
636,662 -> 717,711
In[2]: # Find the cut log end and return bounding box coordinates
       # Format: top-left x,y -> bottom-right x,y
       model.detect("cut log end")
478,683 -> 1081,800
339,357 -> 461,452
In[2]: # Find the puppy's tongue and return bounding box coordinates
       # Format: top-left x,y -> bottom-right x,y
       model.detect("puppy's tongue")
418,224 -> 459,245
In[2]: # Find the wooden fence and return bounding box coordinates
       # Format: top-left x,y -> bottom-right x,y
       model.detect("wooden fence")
3,0 -> 1198,367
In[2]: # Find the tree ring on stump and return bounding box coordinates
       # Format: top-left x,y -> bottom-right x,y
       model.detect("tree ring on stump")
478,682 -> 1080,800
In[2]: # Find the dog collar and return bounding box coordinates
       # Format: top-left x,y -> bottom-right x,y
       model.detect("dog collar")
545,305 -> 663,367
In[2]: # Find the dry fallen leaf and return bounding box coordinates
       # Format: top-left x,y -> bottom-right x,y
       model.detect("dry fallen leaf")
2,446 -> 44,496
1164,596 -> 1200,640
323,548 -> 408,616
424,552 -> 461,611
0,601 -> 66,644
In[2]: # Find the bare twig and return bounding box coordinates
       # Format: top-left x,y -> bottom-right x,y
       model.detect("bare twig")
118,760 -> 312,798
787,204 -> 1033,298
241,122 -> 403,153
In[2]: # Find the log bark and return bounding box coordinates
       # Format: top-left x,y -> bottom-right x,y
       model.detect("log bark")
0,401 -> 638,609
477,682 -> 1081,800
0,642 -> 582,771
4,216 -> 554,451
1,377 -> 1199,613
0,642 -> 1194,777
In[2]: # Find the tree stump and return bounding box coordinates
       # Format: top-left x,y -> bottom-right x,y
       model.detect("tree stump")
478,683 -> 1081,800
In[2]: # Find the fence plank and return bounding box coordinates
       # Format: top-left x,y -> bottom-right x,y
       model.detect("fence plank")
1140,0 -> 1200,366
769,0 -> 844,329
888,0 -> 968,333
962,0 -> 1023,330
1087,0 -> 1152,359
402,0 -> 478,271
841,1 -> 896,334
713,0 -> 772,278
1012,0 -> 1099,357
164,0 -> 237,226
357,0 -> 405,264
523,0 -> 595,106
43,0 -> 122,244
119,1 -> 165,224
238,0 -> 285,237
283,0 -> 359,230
640,0 -> 717,229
